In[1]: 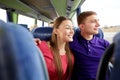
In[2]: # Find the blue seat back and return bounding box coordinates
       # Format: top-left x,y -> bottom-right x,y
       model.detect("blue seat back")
32,27 -> 104,41
96,32 -> 120,80
111,32 -> 120,80
74,27 -> 104,39
32,27 -> 53,41
0,21 -> 49,80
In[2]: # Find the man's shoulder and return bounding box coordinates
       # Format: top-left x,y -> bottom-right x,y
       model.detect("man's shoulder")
95,36 -> 109,43
94,36 -> 110,47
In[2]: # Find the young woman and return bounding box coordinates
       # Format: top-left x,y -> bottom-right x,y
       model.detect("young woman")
36,16 -> 74,80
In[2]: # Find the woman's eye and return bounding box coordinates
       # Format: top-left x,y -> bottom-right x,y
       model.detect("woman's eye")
65,25 -> 74,30
66,27 -> 70,29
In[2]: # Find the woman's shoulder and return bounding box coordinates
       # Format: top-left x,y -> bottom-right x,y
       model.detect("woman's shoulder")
37,41 -> 50,51
37,41 -> 53,58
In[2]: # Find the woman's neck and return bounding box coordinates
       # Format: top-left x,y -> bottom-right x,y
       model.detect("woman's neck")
57,41 -> 66,55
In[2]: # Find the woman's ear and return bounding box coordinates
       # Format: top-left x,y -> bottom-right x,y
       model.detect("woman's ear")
53,28 -> 60,38
53,28 -> 58,34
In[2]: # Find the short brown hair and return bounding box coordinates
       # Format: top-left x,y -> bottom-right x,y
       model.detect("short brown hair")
77,11 -> 97,25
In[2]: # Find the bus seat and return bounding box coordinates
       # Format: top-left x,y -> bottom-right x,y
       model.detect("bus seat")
110,32 -> 120,80
0,21 -> 49,80
31,27 -> 53,41
19,24 -> 29,31
32,27 -> 104,41
95,28 -> 104,39
75,28 -> 104,39
96,32 -> 120,80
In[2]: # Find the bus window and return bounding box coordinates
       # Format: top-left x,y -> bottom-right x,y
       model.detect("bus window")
37,20 -> 42,27
71,12 -> 78,27
18,14 -> 34,28
0,8 -> 7,22
44,22 -> 48,27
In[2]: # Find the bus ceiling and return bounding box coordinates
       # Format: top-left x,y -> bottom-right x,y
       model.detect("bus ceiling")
0,0 -> 85,22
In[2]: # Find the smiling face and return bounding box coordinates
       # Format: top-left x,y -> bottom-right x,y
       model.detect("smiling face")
54,20 -> 74,42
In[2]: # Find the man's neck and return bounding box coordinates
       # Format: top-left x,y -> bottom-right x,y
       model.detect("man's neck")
81,32 -> 93,40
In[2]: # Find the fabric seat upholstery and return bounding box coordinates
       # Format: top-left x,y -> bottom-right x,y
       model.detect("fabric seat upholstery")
0,20 -> 49,80
32,27 -> 104,41
32,27 -> 53,41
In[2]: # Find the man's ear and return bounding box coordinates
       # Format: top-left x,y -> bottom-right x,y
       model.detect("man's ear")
79,24 -> 84,29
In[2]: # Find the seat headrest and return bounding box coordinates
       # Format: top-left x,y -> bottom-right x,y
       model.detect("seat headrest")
32,27 -> 104,41
96,32 -> 120,80
0,21 -> 49,80
75,28 -> 104,39
111,32 -> 120,80
32,27 -> 53,41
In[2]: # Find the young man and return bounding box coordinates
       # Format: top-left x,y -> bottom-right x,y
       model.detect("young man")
69,11 -> 110,80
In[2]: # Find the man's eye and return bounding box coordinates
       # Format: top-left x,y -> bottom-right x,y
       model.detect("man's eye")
91,20 -> 95,23
65,25 -> 70,28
